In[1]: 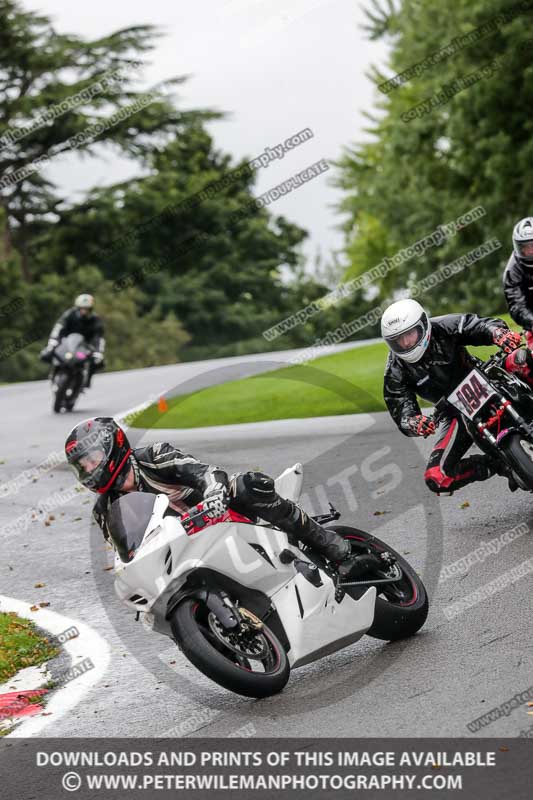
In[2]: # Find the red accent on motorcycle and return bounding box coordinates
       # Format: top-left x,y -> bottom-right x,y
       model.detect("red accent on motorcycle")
116,429 -> 125,447
183,507 -> 253,536
478,400 -> 511,438
65,440 -> 78,453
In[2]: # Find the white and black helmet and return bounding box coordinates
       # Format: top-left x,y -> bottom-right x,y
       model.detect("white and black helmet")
381,299 -> 432,363
512,217 -> 533,267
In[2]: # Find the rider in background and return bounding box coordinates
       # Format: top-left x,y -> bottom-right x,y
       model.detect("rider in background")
503,217 -> 533,384
382,299 -> 522,495
40,294 -> 105,388
64,417 -> 364,578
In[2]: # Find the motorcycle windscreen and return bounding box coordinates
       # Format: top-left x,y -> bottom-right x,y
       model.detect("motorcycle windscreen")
55,333 -> 86,358
106,492 -> 157,562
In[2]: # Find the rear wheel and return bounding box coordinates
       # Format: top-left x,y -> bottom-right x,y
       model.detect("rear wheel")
329,525 -> 429,641
499,432 -> 533,490
170,599 -> 290,698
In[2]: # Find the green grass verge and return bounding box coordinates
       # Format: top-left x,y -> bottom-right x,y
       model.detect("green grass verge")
0,612 -> 59,684
131,313 -> 518,430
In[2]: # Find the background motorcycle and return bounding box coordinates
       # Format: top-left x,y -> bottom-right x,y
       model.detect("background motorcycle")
49,333 -> 92,413
109,464 -> 428,698
433,343 -> 533,491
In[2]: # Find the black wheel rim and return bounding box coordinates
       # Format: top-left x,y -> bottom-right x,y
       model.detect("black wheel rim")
191,601 -> 281,674
344,534 -> 419,607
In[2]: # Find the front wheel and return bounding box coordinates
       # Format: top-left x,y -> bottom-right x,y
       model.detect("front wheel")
329,525 -> 429,641
499,432 -> 533,490
53,372 -> 70,413
170,599 -> 290,698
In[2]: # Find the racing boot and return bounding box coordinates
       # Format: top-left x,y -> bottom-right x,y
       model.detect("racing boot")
483,454 -> 518,492
276,502 -> 351,562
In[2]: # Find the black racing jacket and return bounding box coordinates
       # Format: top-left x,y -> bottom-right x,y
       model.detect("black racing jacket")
383,313 -> 507,436
93,442 -> 228,539
50,307 -> 105,352
503,253 -> 533,330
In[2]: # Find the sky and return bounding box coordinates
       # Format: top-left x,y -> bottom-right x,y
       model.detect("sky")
28,0 -> 389,273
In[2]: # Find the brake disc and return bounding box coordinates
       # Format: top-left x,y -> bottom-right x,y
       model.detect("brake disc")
207,611 -> 269,659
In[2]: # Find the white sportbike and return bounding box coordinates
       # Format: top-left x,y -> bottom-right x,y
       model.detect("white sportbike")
110,464 -> 428,698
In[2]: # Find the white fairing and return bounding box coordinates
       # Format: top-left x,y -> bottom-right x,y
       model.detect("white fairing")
113,469 -> 376,669
274,463 -> 303,503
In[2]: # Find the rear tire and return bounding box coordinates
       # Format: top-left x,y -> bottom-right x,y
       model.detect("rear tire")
170,599 -> 290,698
499,432 -> 533,490
329,525 -> 429,641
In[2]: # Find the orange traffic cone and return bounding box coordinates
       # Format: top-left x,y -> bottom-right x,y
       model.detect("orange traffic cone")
158,396 -> 168,413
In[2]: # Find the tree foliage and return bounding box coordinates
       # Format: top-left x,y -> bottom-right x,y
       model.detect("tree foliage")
0,0 -> 347,382
336,0 -> 533,316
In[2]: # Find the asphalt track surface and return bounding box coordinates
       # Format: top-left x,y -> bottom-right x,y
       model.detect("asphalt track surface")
1,345 -> 532,738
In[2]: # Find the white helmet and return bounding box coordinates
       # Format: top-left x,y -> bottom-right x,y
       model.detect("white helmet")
381,299 -> 431,363
74,293 -> 94,310
512,217 -> 533,267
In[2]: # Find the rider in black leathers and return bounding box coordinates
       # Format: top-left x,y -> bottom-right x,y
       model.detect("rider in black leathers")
503,216 -> 533,382
65,418 -> 359,574
41,294 -> 105,387
382,303 -> 523,494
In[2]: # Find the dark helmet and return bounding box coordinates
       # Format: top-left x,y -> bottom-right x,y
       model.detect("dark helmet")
65,417 -> 132,494
512,217 -> 533,267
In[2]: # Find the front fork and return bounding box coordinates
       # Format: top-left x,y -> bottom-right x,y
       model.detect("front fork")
473,395 -> 533,466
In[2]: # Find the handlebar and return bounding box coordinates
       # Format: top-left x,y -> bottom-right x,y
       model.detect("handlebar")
430,329 -> 526,425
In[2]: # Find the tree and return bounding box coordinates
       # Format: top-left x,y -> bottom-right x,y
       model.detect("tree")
34,125 -> 311,354
0,0 -> 216,280
336,0 -> 533,316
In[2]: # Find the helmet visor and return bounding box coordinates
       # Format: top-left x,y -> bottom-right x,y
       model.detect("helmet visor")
69,447 -> 112,489
515,239 -> 533,260
67,427 -> 114,489
385,320 -> 426,356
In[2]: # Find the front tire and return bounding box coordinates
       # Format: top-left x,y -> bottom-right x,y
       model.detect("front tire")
329,525 -> 429,641
499,432 -> 533,490
170,599 -> 290,698
53,372 -> 70,413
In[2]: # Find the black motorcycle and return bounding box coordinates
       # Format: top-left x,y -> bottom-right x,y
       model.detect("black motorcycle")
49,333 -> 92,413
434,343 -> 533,490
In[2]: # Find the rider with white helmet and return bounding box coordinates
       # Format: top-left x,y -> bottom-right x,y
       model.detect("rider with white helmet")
381,298 -> 521,494
503,217 -> 533,379
40,293 -> 105,387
